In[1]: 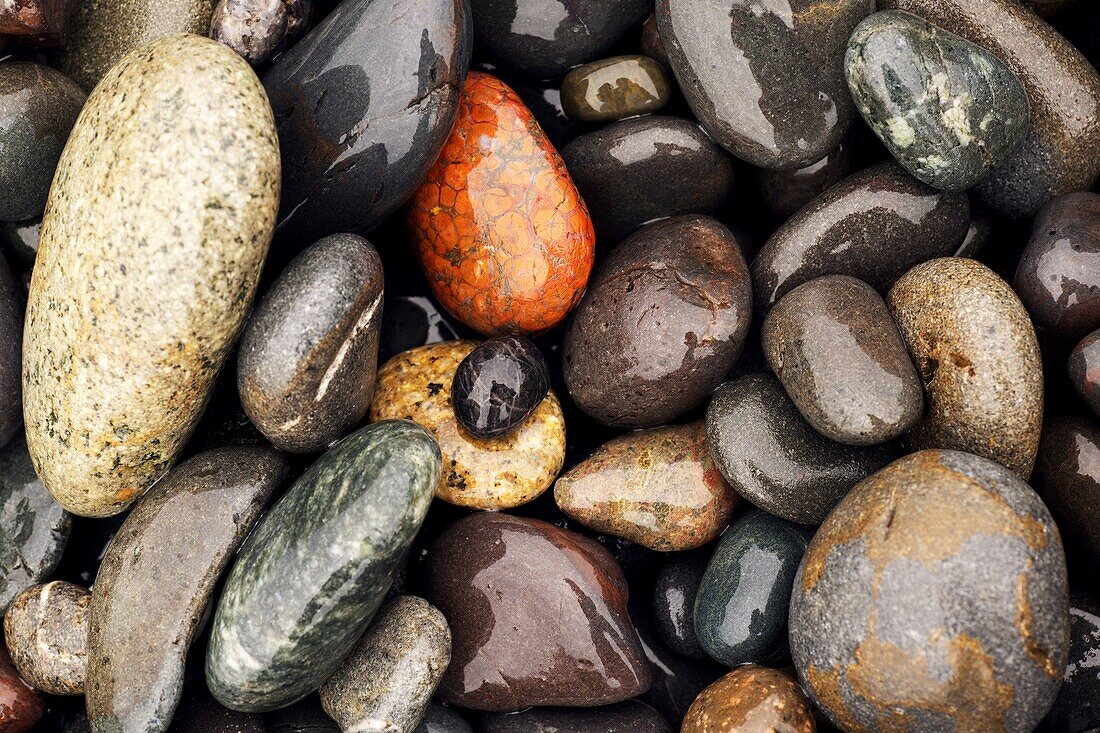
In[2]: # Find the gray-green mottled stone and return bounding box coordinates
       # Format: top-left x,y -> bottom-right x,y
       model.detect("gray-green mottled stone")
845,10 -> 1029,192
0,434 -> 70,613
206,420 -> 442,713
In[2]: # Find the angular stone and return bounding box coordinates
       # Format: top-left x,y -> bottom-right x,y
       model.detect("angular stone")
845,10 -> 1029,191
87,446 -> 288,733
24,35 -> 280,517
682,666 -> 815,733
209,0 -> 312,65
238,234 -> 384,454
3,581 -> 88,696
1032,415 -> 1100,566
206,421 -> 441,712
561,55 -> 671,123
478,701 -> 671,733
451,336 -> 550,440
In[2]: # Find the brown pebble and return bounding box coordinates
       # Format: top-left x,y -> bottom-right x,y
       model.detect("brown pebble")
0,647 -> 41,733
682,666 -> 815,733
3,582 -> 88,696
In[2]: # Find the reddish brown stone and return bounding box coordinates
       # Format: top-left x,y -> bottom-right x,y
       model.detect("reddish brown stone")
682,666 -> 815,733
0,647 -> 42,733
0,0 -> 69,43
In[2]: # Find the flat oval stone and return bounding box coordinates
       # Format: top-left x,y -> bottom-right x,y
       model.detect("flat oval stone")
417,703 -> 471,733
554,422 -> 738,552
705,374 -> 899,525
264,0 -> 471,242
1032,415 -> 1100,566
561,116 -> 737,243
320,596 -> 451,733
561,55 -> 671,122
206,420 -> 441,712
1014,192 -> 1100,343
451,336 -> 549,440
1040,593 -> 1100,733
57,0 -> 218,90
168,688 -> 265,733
0,63 -> 84,222
652,551 -> 709,660
209,0 -> 312,65
407,72 -> 595,336
478,701 -> 671,733
0,255 -> 21,449
238,233 -> 384,454
469,0 -> 651,79
563,215 -> 752,428
790,449 -> 1069,732
656,0 -> 874,169
752,161 -> 970,312
24,34 -> 280,518
757,136 -> 855,218
1069,328 -> 1100,418
682,666 -> 815,733
0,435 -> 69,612
880,0 -> 1100,217
87,445 -> 288,732
694,510 -> 811,666
425,513 -> 651,711
887,257 -> 1043,478
845,10 -> 1029,191
3,581 -> 88,696
762,275 -> 923,445
0,646 -> 41,733
370,341 -> 565,510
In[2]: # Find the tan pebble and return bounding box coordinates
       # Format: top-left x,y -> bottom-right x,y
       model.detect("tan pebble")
4,581 -> 89,696
683,665 -> 815,733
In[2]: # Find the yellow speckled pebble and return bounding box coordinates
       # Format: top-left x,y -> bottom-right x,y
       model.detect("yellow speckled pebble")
22,34 -> 281,518
369,340 -> 566,510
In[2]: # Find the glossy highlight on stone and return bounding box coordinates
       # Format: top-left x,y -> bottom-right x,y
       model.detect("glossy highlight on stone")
408,71 -> 595,336
209,0 -> 312,65
0,646 -> 41,733
451,335 -> 550,440
561,55 -> 671,122
1032,415 -> 1100,566
652,551 -> 709,660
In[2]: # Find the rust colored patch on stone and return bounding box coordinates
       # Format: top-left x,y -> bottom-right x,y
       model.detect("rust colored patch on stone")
683,665 -> 815,733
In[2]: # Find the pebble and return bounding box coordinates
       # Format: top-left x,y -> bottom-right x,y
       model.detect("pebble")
264,0 -> 471,241
845,10 -> 1029,191
469,0 -> 652,79
167,688 -> 265,733
0,63 -> 84,222
425,513 -> 651,711
1039,593 -> 1100,733
656,0 -> 874,169
477,701 -> 671,733
416,703 -> 472,733
0,0 -> 68,41
757,137 -> 855,218
58,0 -> 219,90
1069,328 -> 1100,417
752,162 -> 971,312
371,341 -> 564,510
681,666 -> 816,733
0,647 -> 41,733
408,71 -> 594,336
790,449 -> 1069,732
320,597 -> 451,733
880,0 -> 1100,218
23,34 -> 280,518
652,551 -> 709,659
887,257 -> 1044,478
560,55 -> 671,122
209,0 -> 312,65
563,216 -> 751,428
561,116 -> 737,243
238,234 -> 384,454
86,446 -> 288,733
554,422 -> 738,552
1014,192 -> 1100,343
1032,415 -> 1100,565
206,421 -> 440,712
694,510 -> 811,667
0,435 -> 70,612
762,275 -> 924,445
451,336 -> 550,440
3,581 -> 88,696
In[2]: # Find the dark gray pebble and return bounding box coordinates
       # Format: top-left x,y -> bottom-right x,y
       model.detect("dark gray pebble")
652,550 -> 709,660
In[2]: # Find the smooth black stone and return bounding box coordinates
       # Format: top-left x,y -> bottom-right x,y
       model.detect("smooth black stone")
451,336 -> 550,440
477,701 -> 671,733
0,252 -> 21,447
507,75 -> 588,149
1039,593 -> 1100,733
1069,329 -> 1100,419
652,550 -> 708,660
264,0 -> 473,243
0,219 -> 39,272
417,702 -> 473,733
694,509 -> 811,667
469,0 -> 652,80
1032,415 -> 1100,566
757,136 -> 856,218
561,116 -> 736,243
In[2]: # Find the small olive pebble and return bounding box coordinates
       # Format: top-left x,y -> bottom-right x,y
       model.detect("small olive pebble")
451,336 -> 550,440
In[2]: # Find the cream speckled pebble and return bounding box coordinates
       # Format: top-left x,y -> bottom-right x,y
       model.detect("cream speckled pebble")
23,34 -> 280,518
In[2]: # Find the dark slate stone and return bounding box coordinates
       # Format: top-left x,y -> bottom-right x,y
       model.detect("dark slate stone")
560,55 -> 671,123
633,608 -> 725,727
0,252 -> 22,448
0,219 -> 40,272
757,135 -> 856,218
1032,415 -> 1100,567
416,702 -> 472,733
477,701 -> 671,733
451,335 -> 550,440
652,550 -> 709,659
263,0 -> 472,243
1038,593 -> 1100,733
206,420 -> 441,712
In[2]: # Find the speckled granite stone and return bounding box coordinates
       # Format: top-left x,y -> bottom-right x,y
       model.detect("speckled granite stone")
845,10 -> 1029,192
206,421 -> 441,713
57,0 -> 219,90
682,666 -> 815,733
86,446 -> 288,733
887,258 -> 1043,478
238,234 -> 383,454
209,0 -> 312,65
320,596 -> 451,733
790,449 -> 1069,732
3,581 -> 88,696
23,35 -> 280,518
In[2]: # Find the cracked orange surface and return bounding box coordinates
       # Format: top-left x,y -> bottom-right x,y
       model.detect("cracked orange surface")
407,71 -> 595,336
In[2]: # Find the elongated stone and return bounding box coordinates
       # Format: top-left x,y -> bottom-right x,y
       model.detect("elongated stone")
23,35 -> 280,517
206,420 -> 441,713
86,446 -> 288,733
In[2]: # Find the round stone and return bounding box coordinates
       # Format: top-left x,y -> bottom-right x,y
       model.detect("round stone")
681,666 -> 815,733
561,55 -> 671,122
3,581 -> 88,696
451,336 -> 550,440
